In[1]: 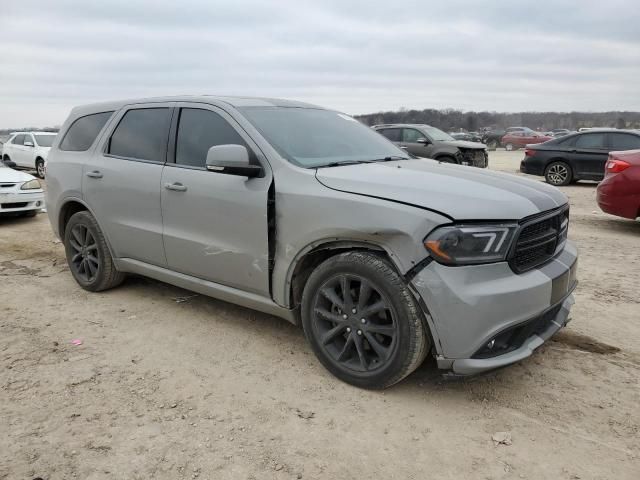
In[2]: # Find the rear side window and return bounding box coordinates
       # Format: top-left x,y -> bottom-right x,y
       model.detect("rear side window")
175,108 -> 253,168
60,111 -> 114,151
378,128 -> 401,142
108,108 -> 171,162
402,128 -> 425,142
575,133 -> 606,149
609,133 -> 640,151
12,134 -> 25,145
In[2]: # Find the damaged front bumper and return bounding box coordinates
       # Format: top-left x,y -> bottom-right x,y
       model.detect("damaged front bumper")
410,240 -> 578,376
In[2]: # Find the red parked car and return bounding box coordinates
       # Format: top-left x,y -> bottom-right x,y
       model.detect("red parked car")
501,130 -> 552,151
597,149 -> 640,219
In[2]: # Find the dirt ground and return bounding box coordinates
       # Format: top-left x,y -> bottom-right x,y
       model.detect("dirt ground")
1,151 -> 639,480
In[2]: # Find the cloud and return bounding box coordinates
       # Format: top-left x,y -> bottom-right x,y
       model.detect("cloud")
0,0 -> 638,127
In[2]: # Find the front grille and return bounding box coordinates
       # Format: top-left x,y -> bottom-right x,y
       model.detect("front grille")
1,202 -> 28,209
510,207 -> 569,273
461,150 -> 488,168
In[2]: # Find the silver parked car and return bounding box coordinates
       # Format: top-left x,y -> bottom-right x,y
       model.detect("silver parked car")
45,96 -> 578,389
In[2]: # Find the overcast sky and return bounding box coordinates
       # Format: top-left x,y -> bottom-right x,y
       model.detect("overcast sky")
1,0 -> 639,127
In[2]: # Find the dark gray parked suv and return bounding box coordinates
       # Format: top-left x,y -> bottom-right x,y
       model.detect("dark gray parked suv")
373,124 -> 488,168
45,96 -> 577,389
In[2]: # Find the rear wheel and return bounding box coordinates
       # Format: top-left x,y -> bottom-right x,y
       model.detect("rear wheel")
301,251 -> 429,389
63,211 -> 125,292
545,161 -> 573,186
35,158 -> 45,179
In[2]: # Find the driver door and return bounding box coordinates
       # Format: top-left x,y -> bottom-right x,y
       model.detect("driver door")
160,104 -> 272,297
400,128 -> 435,158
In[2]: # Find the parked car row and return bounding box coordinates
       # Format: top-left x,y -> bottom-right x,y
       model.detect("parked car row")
0,159 -> 45,217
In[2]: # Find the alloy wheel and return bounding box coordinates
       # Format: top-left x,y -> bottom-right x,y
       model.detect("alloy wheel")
37,162 -> 45,178
312,274 -> 398,372
547,164 -> 569,185
68,224 -> 100,282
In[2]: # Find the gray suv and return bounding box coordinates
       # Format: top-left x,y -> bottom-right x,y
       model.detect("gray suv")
373,123 -> 488,168
46,96 -> 577,389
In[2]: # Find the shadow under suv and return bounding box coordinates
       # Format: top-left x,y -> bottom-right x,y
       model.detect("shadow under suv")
373,123 -> 488,168
46,96 -> 577,389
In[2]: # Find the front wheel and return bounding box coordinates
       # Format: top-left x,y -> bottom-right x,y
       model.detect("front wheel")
301,251 -> 429,389
64,211 -> 125,292
545,161 -> 573,186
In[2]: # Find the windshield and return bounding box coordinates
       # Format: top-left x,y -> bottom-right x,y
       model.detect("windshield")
422,125 -> 454,142
34,134 -> 56,147
239,107 -> 409,168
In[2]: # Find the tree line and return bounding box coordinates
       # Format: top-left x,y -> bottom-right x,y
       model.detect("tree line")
355,109 -> 640,132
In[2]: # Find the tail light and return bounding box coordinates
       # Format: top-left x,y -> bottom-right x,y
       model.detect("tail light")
606,159 -> 631,174
524,148 -> 536,157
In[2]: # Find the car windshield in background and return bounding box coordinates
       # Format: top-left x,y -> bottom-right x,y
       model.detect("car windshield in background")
240,107 -> 409,168
422,126 -> 455,142
34,135 -> 56,147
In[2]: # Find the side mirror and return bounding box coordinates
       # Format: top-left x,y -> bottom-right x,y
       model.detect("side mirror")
205,144 -> 262,178
4,160 -> 17,168
416,137 -> 429,144
24,141 -> 34,147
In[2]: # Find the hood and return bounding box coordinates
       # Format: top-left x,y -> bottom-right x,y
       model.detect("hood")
442,139 -> 486,149
0,167 -> 37,183
315,159 -> 567,220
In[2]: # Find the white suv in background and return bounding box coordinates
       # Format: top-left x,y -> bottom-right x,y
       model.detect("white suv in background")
2,131 -> 57,178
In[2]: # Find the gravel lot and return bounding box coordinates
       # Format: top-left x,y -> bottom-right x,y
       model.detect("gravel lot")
1,150 -> 638,479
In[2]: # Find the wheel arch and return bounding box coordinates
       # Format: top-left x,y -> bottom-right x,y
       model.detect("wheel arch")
434,154 -> 459,164
287,239 -> 394,311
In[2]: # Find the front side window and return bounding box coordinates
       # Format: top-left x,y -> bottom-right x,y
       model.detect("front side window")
575,133 -> 607,149
12,134 -> 25,145
175,108 -> 253,168
108,108 -> 171,162
239,107 -> 408,168
402,129 -> 425,143
378,128 -> 401,142
34,134 -> 56,147
60,111 -> 114,152
419,126 -> 454,141
609,133 -> 640,151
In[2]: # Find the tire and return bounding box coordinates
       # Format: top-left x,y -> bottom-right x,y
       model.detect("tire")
301,251 -> 430,389
2,155 -> 10,163
505,143 -> 517,151
35,158 -> 45,179
544,161 -> 573,186
63,211 -> 125,292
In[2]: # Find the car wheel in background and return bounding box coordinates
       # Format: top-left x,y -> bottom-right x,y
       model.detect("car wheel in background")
301,251 -> 429,389
36,159 -> 46,179
505,143 -> 516,151
485,140 -> 498,150
437,156 -> 457,164
545,161 -> 573,186
63,211 -> 125,292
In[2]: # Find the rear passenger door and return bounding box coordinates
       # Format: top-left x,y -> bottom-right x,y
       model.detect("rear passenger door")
160,104 -> 272,296
569,133 -> 609,178
83,104 -> 173,267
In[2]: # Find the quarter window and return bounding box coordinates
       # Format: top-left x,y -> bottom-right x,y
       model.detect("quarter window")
378,128 -> 401,142
402,129 -> 426,143
175,108 -> 253,168
609,133 -> 640,151
108,108 -> 171,162
60,111 -> 114,152
575,133 -> 606,149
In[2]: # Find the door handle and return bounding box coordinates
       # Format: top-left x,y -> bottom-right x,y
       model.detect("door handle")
164,182 -> 187,192
86,170 -> 103,179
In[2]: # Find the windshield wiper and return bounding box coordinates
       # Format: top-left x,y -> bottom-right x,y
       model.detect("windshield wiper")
368,155 -> 409,162
315,160 -> 373,168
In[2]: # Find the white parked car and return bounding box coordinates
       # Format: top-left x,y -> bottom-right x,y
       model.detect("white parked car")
1,131 -> 57,179
0,160 -> 45,217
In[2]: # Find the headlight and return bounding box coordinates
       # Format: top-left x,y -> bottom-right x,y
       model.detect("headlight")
21,179 -> 41,190
424,224 -> 518,265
